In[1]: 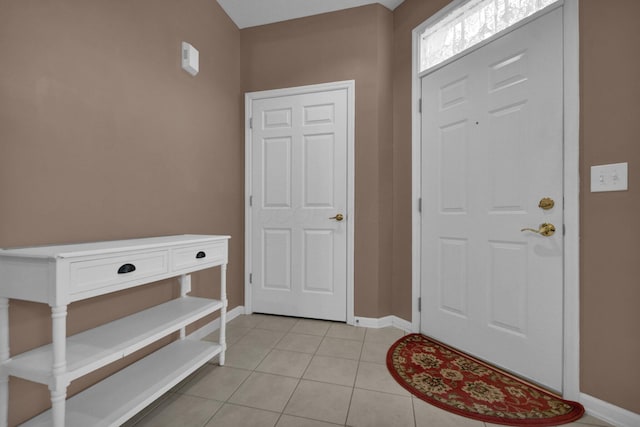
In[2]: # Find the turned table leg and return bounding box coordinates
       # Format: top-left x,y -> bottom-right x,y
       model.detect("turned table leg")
219,264 -> 227,366
50,305 -> 68,427
179,274 -> 191,339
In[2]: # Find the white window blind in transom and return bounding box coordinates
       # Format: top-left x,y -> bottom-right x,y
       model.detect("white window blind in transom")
420,0 -> 560,72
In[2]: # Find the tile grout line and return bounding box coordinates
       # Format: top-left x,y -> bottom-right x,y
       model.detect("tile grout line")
271,317 -> 306,427
411,395 -> 418,427
342,329 -> 367,427
344,375 -> 358,427
278,318 -> 357,426
200,316 -> 264,426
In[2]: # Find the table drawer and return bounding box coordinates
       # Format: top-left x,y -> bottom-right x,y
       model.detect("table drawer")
69,250 -> 169,294
171,241 -> 227,272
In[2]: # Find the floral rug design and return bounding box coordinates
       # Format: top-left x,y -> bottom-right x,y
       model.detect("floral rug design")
387,334 -> 584,426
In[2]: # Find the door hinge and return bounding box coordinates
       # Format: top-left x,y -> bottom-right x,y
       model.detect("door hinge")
418,297 -> 422,312
249,195 -> 253,207
563,224 -> 566,236
249,117 -> 253,129
418,98 -> 422,113
418,197 -> 422,213
249,273 -> 253,284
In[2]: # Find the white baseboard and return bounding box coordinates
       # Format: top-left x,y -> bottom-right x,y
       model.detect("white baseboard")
353,315 -> 414,332
581,392 -> 640,427
188,305 -> 245,341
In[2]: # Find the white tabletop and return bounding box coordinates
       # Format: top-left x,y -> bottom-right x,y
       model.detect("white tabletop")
0,235 -> 230,259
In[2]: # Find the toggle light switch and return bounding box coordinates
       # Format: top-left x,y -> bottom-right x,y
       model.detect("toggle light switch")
590,162 -> 628,192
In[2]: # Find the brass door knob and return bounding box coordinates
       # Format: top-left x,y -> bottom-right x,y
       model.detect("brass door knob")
521,223 -> 556,237
329,214 -> 344,222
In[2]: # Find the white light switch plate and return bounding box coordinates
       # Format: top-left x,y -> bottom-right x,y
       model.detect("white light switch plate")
590,162 -> 628,192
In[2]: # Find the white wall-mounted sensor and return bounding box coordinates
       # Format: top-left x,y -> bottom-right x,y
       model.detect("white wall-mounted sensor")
181,41 -> 199,76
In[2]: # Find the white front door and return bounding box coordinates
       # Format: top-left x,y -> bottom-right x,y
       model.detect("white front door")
420,9 -> 564,391
249,86 -> 350,321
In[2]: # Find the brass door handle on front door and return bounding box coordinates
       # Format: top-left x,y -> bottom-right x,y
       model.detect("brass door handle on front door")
329,214 -> 344,222
521,223 -> 556,237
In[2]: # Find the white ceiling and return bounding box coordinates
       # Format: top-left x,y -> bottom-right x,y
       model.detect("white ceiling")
216,0 -> 406,29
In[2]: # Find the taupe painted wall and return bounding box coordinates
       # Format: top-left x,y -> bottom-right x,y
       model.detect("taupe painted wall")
579,0 -> 640,414
0,0 -> 241,424
393,0 -> 640,415
391,0 -> 450,322
240,5 -> 395,319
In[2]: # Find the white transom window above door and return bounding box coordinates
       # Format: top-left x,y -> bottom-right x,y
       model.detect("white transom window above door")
419,0 -> 561,72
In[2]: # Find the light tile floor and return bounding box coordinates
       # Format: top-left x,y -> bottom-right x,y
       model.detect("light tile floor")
124,314 -> 614,427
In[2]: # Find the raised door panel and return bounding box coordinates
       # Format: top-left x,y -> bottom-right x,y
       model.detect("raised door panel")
488,102 -> 528,212
304,103 -> 335,126
303,230 -> 334,294
262,229 -> 292,291
263,108 -> 292,129
438,238 -> 468,318
488,242 -> 528,336
439,121 -> 469,213
262,137 -> 292,209
303,134 -> 335,208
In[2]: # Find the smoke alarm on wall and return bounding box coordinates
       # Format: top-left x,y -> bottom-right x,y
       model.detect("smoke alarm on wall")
181,41 -> 199,76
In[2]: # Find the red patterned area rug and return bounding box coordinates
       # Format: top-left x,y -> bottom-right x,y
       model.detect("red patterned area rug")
387,334 -> 584,426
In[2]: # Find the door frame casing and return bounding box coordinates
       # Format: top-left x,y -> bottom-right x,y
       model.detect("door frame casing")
410,0 -> 580,399
244,80 -> 356,325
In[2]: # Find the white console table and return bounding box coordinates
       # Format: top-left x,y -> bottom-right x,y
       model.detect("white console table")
0,234 -> 230,427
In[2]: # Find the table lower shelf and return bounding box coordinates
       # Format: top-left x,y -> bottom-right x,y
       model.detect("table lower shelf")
22,339 -> 221,427
7,296 -> 222,385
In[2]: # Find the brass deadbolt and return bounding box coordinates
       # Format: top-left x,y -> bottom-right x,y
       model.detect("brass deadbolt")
538,197 -> 555,210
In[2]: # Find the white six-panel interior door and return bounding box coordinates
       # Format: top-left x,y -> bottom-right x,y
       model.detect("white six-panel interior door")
246,82 -> 353,322
420,8 -> 564,391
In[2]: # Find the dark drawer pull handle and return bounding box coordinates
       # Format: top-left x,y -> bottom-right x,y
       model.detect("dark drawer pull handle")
117,263 -> 136,274
196,251 -> 206,259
